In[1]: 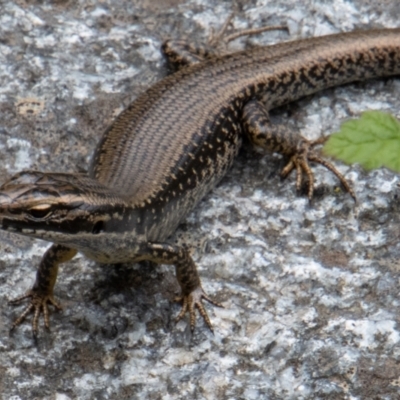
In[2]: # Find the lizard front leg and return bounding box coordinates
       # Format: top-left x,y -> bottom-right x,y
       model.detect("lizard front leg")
242,99 -> 356,200
9,244 -> 77,336
139,242 -> 221,332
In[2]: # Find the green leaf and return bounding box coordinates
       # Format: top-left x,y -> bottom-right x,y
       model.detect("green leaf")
323,110 -> 400,172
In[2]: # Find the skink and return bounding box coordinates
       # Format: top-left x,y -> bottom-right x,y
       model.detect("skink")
1,26 -> 399,336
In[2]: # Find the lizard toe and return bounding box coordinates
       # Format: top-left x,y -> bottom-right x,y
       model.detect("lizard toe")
9,289 -> 62,336
175,286 -> 222,332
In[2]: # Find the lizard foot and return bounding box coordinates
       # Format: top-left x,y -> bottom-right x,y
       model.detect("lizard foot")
281,137 -> 356,201
208,13 -> 288,50
9,289 -> 62,336
175,286 -> 223,332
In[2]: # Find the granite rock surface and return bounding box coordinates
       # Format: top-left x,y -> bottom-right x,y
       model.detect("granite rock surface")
0,0 -> 399,399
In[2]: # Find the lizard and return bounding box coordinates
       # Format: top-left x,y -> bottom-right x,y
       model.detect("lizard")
0,21 -> 399,337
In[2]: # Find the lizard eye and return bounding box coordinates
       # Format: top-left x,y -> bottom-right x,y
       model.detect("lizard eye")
27,204 -> 53,220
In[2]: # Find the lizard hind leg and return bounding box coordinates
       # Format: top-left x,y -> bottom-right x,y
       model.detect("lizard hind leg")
161,40 -> 214,70
161,16 -> 233,70
162,15 -> 287,70
208,13 -> 288,49
242,99 -> 356,201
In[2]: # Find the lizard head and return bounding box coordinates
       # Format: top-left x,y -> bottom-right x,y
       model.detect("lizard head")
0,171 -> 130,241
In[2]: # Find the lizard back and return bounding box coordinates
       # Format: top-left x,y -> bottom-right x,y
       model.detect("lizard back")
89,29 -> 400,239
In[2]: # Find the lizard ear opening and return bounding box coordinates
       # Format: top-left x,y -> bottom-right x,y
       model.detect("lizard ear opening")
92,220 -> 105,234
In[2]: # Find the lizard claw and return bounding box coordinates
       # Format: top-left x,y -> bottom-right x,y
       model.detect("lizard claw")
175,286 -> 223,332
9,289 -> 62,336
281,138 -> 356,201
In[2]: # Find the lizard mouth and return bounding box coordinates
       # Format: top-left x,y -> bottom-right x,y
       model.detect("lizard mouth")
1,216 -> 34,233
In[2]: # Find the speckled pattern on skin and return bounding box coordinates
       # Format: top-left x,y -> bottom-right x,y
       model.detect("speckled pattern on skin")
0,1 -> 400,399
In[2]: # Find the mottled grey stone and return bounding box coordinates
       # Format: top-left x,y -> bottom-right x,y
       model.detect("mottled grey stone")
0,0 -> 399,399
